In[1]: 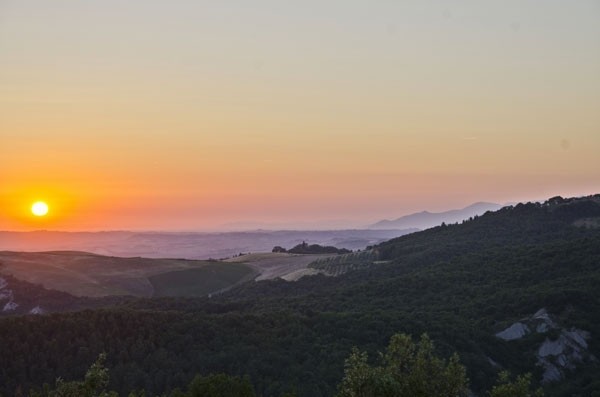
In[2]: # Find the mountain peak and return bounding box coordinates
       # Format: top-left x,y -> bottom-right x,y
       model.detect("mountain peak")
369,202 -> 502,230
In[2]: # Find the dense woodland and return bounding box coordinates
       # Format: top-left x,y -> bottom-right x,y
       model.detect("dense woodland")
1,195 -> 600,396
16,333 -> 544,397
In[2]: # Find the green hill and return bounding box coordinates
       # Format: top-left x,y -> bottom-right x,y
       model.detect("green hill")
1,195 -> 600,396
0,251 -> 255,298
149,263 -> 257,297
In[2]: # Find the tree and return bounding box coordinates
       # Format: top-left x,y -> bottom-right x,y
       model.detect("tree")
487,371 -> 543,397
30,353 -> 118,397
336,333 -> 468,397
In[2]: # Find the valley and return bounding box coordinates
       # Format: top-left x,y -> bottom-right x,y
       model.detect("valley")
1,195 -> 600,396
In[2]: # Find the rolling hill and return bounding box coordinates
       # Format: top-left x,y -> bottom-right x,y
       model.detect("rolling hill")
1,195 -> 600,396
0,251 -> 257,297
0,273 -> 123,316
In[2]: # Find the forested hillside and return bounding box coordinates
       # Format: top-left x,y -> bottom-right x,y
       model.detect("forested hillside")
1,195 -> 599,396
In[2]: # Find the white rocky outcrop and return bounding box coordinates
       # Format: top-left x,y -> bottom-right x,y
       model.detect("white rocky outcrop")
495,322 -> 531,340
0,276 -> 46,315
0,277 -> 18,312
29,306 -> 44,315
532,308 -> 557,327
539,362 -> 562,383
495,308 -> 559,341
3,301 -> 18,311
537,328 -> 590,383
494,308 -> 593,384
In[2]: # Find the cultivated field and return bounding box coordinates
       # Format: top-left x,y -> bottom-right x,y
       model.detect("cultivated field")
0,251 -> 255,297
225,252 -> 335,280
150,263 -> 258,297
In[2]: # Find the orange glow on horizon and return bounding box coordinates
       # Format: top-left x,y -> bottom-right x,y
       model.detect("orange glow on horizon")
1,2 -> 599,231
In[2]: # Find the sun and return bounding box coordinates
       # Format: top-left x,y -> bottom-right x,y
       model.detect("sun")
31,201 -> 49,217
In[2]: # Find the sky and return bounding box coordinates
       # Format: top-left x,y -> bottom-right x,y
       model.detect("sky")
1,0 -> 599,231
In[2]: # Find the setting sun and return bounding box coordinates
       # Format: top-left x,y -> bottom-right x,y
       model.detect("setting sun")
31,201 -> 49,217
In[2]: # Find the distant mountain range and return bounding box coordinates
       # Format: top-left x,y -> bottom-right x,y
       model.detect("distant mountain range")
368,202 -> 503,230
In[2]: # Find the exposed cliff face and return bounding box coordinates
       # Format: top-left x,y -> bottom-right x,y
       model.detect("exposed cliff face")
0,275 -> 62,315
495,308 -> 595,384
537,328 -> 591,383
29,306 -> 45,315
0,277 -> 20,313
495,322 -> 530,340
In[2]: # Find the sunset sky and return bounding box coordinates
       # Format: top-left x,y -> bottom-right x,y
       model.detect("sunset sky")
1,1 -> 599,231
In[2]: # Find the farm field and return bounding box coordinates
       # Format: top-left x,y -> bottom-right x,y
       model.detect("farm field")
0,251 -> 254,297
149,263 -> 258,297
225,252 -> 335,280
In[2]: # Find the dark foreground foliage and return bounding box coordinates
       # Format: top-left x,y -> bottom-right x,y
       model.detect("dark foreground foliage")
20,333 -> 543,397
